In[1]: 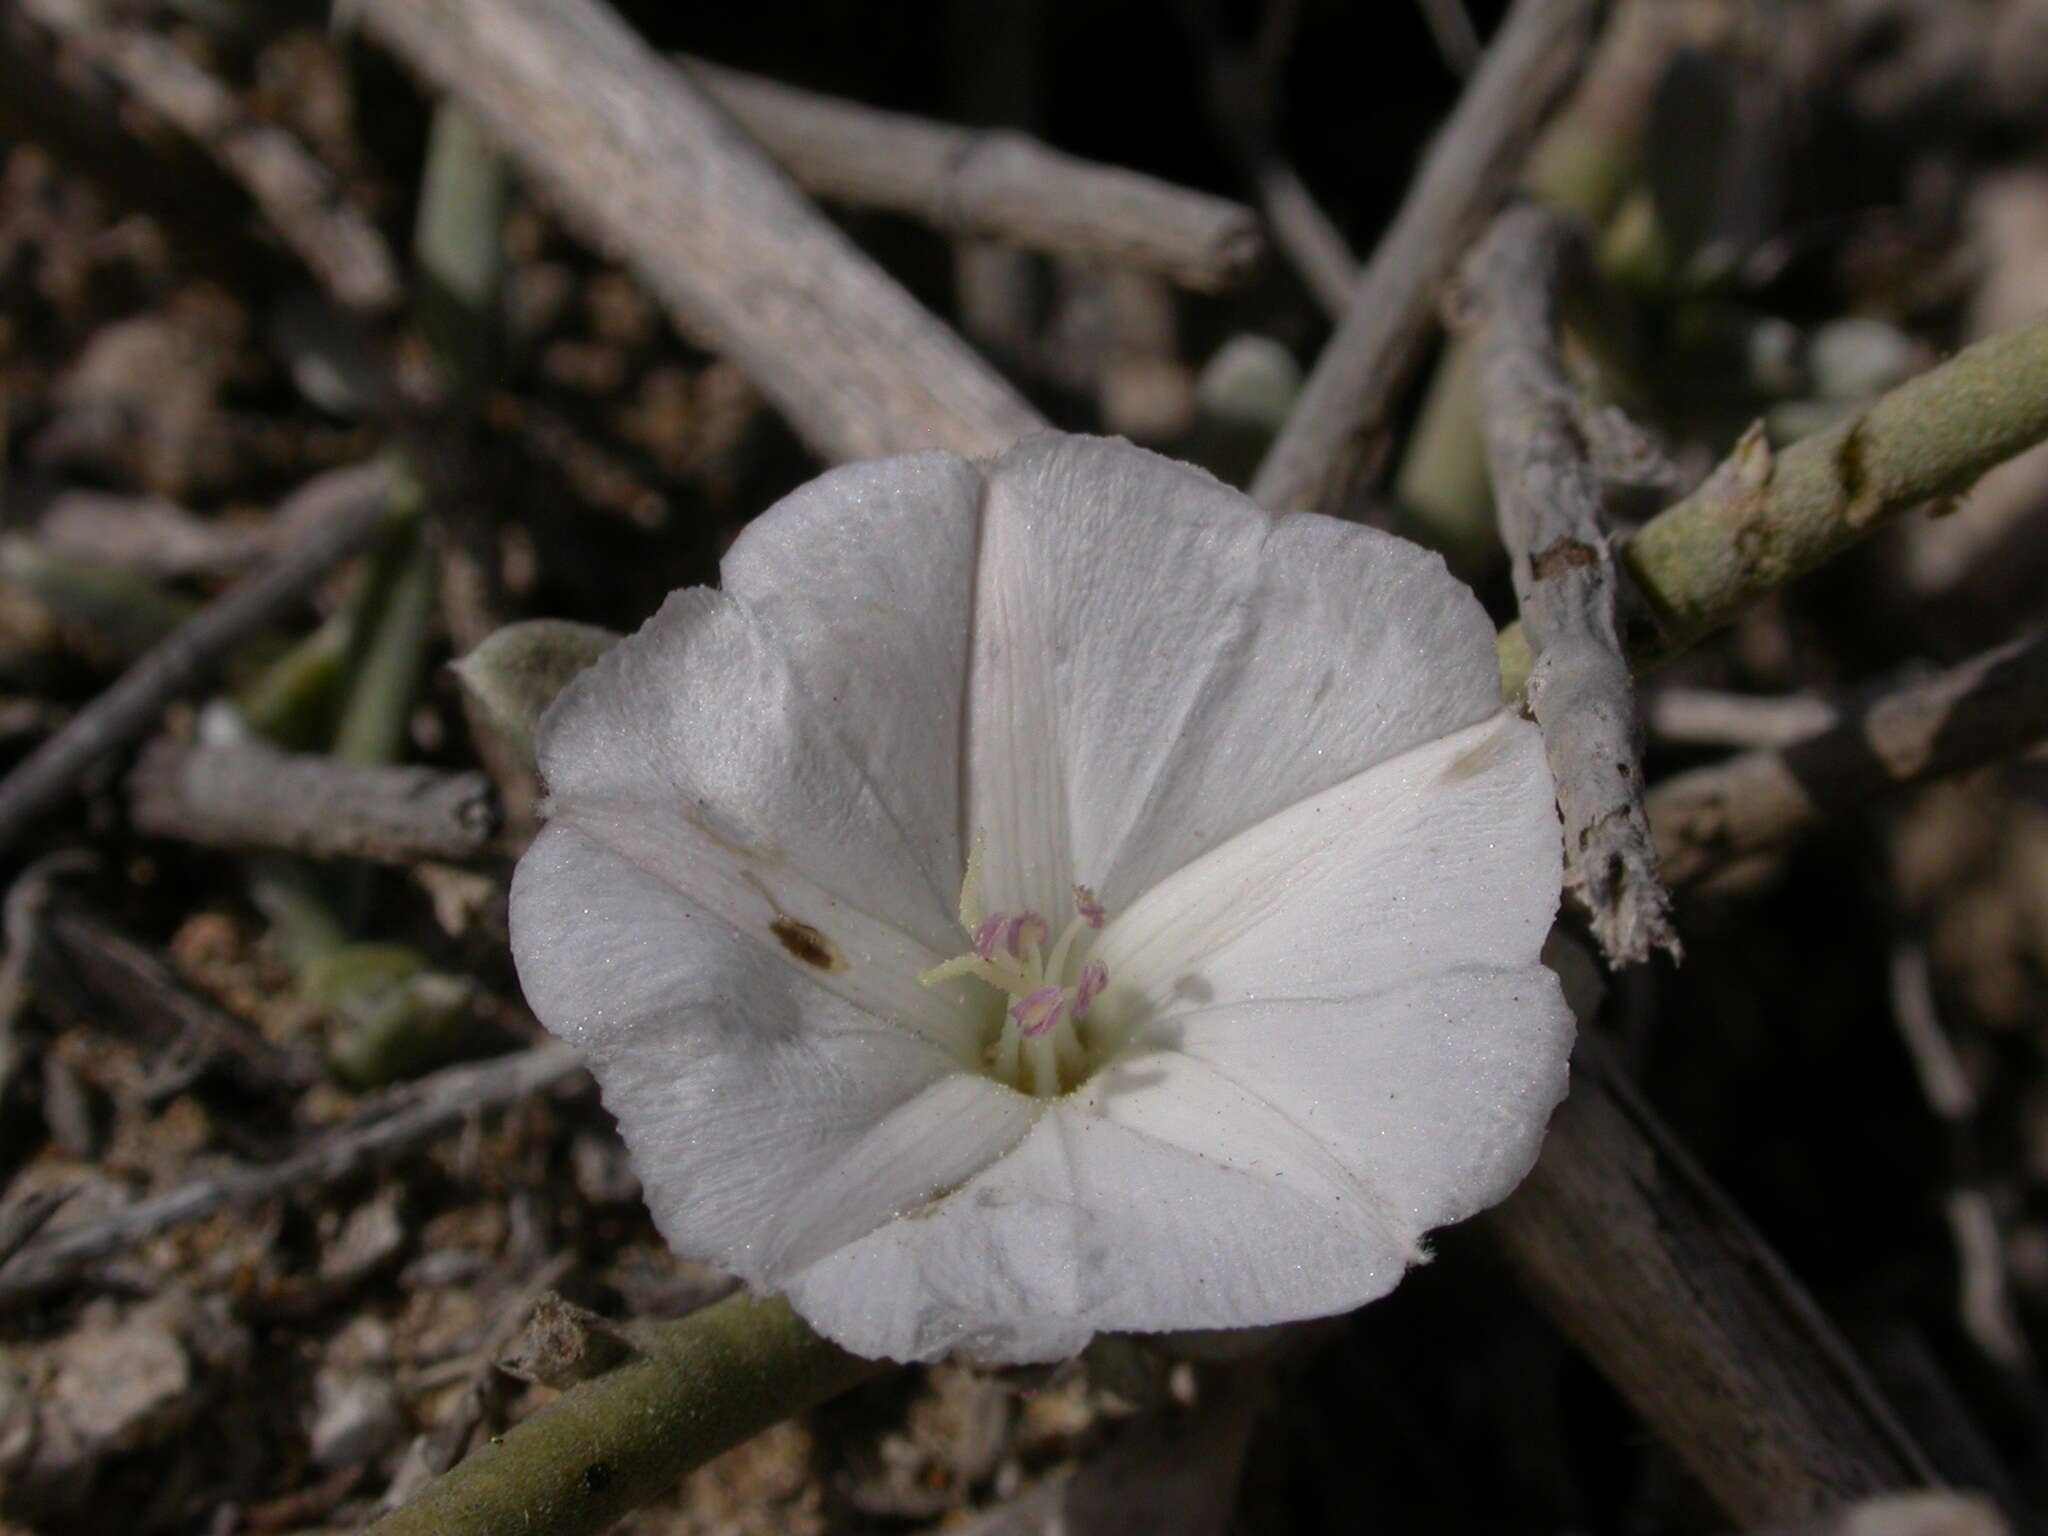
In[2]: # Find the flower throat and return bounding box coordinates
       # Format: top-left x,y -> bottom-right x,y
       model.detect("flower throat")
920,835 -> 1109,1097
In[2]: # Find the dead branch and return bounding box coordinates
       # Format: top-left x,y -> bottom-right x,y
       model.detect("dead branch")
678,57 -> 1262,292
1466,203 -> 1677,965
0,460 -> 402,860
1648,688 -> 1841,751
129,737 -> 499,866
1650,630 -> 2048,887
353,0 -> 1046,464
15,0 -> 401,314
1250,0 -> 1604,513
1486,1045 -> 1934,1525
1746,1490 -> 2009,1536
0,1042 -> 581,1305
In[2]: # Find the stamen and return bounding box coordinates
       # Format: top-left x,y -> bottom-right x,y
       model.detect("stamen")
1073,885 -> 1105,928
926,844 -> 1117,1095
970,914 -> 1010,961
917,953 -> 1017,991
1073,961 -> 1107,1019
1012,986 -> 1067,1037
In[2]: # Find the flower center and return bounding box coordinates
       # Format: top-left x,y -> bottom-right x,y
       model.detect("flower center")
919,836 -> 1111,1097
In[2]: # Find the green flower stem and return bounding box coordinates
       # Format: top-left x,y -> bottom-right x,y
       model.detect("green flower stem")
245,101 -> 500,1082
333,520 -> 437,769
1499,313 -> 2048,695
246,852 -> 349,974
414,101 -> 512,412
234,604 -> 356,749
365,1293 -> 882,1536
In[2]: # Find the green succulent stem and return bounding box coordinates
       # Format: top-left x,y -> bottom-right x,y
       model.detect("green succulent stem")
1498,312 -> 2048,694
364,1293 -> 880,1536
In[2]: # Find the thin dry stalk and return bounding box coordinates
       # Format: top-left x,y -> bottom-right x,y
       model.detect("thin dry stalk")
128,738 -> 499,866
1650,631 -> 2048,886
1487,1049 -> 1934,1525
1251,0 -> 1604,513
0,1042 -> 581,1304
353,0 -> 1047,464
0,461 -> 403,859
1466,204 -> 1678,965
681,58 -> 1262,291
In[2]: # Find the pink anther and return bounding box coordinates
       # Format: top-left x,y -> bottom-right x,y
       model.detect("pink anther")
971,914 -> 1012,961
1073,885 -> 1106,929
1011,986 -> 1067,1037
1073,961 -> 1108,1019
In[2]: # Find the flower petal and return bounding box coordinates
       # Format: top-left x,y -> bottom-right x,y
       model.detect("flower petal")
510,822 -> 1036,1286
538,452 -> 984,956
720,450 -> 984,923
1139,966 -> 1574,1235
783,1055 -> 1418,1363
969,435 -> 1503,916
1094,712 -> 1559,1027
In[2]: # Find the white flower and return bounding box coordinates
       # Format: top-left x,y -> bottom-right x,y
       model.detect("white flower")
510,434 -> 1572,1364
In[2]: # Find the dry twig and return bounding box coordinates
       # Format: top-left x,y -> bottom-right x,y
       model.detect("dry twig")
1650,631 -> 2048,886
1487,1047 -> 1934,1525
1748,1491 -> 2009,1536
0,1041 -> 581,1305
354,0 -> 1046,464
680,58 -> 1262,292
1648,688 -> 1840,751
129,737 -> 499,867
1465,203 -> 1677,964
1250,0 -> 1604,513
0,460 -> 404,860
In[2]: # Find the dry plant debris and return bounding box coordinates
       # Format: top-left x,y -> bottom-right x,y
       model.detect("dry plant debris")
3,1 -> 2048,1533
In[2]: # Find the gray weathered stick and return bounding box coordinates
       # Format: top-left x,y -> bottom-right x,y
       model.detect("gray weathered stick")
1648,688 -> 1840,751
0,1041 -> 580,1304
1651,631 -> 2048,887
680,57 -> 1262,292
16,0 -> 400,313
1499,314 -> 2048,691
1467,204 -> 1677,965
1250,0 -> 1604,513
0,460 -> 404,860
1747,1491 -> 2009,1536
354,0 -> 1045,463
1486,1046 -> 1934,1525
129,738 -> 499,865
